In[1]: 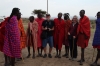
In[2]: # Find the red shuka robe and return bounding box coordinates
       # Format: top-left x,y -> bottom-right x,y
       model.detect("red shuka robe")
63,20 -> 72,46
35,18 -> 44,48
77,16 -> 90,48
0,18 -> 8,52
54,18 -> 65,50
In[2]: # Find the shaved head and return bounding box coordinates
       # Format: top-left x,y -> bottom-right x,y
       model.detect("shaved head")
58,12 -> 62,19
58,12 -> 62,15
80,10 -> 85,14
80,10 -> 85,18
37,13 -> 42,18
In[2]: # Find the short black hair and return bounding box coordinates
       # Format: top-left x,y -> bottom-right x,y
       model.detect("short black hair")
58,12 -> 62,15
97,11 -> 100,16
80,9 -> 85,14
8,8 -> 20,22
29,16 -> 34,23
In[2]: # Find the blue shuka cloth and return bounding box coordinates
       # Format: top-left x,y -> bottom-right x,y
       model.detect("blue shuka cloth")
93,18 -> 100,46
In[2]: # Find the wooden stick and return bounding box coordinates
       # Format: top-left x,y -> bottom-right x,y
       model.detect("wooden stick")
72,38 -> 74,59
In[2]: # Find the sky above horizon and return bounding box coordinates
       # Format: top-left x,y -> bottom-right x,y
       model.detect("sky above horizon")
0,0 -> 100,18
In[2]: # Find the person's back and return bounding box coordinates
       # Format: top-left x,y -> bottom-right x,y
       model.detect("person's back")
4,15 -> 21,58
3,8 -> 21,66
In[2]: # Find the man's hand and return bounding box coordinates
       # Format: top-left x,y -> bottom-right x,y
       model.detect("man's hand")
48,28 -> 52,31
73,36 -> 76,39
68,32 -> 70,35
45,27 -> 47,30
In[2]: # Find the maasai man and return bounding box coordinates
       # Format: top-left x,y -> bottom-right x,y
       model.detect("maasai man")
27,16 -> 38,59
91,12 -> 100,66
63,13 -> 72,58
54,13 -> 65,58
35,13 -> 44,57
77,10 -> 90,65
3,8 -> 21,66
68,15 -> 78,60
26,18 -> 31,58
0,18 -> 8,52
17,13 -> 26,60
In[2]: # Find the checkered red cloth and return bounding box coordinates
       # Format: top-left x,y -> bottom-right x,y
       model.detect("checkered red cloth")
3,16 -> 21,58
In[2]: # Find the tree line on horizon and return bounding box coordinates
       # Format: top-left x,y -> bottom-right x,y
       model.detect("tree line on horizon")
32,9 -> 69,17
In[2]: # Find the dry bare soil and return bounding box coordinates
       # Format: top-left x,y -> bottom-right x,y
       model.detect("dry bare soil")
0,22 -> 100,66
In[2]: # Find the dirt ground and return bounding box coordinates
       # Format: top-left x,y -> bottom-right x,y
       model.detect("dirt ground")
0,31 -> 100,66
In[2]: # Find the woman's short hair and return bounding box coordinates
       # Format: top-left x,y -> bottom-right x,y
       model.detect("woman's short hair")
72,15 -> 78,22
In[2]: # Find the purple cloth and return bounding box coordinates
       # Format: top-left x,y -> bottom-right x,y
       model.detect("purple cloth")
3,16 -> 21,58
93,18 -> 100,46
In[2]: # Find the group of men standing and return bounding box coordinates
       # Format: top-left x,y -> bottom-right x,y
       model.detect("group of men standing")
0,8 -> 100,66
26,10 -> 90,65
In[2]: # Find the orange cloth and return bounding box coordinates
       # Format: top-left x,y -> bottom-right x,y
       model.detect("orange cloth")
18,19 -> 26,49
63,20 -> 72,46
77,16 -> 90,48
0,18 -> 8,52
